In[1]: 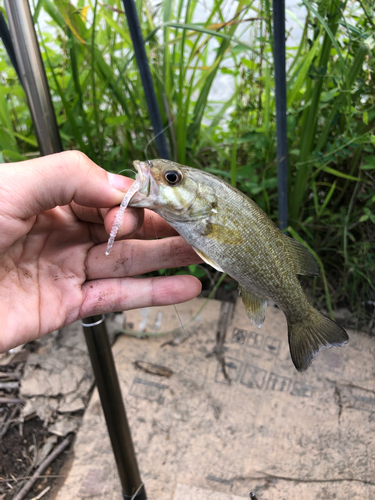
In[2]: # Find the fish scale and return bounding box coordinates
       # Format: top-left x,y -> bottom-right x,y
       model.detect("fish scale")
126,159 -> 349,372
172,182 -> 306,319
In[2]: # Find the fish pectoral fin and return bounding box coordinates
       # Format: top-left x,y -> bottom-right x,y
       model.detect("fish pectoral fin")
192,247 -> 224,273
288,306 -> 349,372
238,286 -> 267,328
285,236 -> 320,277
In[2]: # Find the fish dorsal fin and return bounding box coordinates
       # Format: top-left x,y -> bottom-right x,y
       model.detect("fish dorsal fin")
239,285 -> 267,328
285,236 -> 320,277
192,247 -> 224,273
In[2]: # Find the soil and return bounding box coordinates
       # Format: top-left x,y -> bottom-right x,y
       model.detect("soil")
0,352 -> 77,500
0,417 -> 74,500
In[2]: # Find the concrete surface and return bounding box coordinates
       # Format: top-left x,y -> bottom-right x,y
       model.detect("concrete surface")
55,298 -> 375,499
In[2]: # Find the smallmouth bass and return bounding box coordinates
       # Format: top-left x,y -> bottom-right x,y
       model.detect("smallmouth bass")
124,159 -> 349,371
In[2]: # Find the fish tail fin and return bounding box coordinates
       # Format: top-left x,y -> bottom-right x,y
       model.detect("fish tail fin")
288,306 -> 349,372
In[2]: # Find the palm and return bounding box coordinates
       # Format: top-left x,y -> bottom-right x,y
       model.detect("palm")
0,203 -> 201,351
1,205 -> 94,343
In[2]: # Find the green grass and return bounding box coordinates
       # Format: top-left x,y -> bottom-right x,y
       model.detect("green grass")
0,0 -> 374,327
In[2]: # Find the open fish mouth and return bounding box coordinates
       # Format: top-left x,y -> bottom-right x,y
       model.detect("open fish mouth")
130,160 -> 160,207
105,160 -> 154,255
133,160 -> 151,196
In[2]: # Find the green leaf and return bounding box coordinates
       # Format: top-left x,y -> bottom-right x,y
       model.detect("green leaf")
242,58 -> 255,70
322,166 -> 362,182
363,155 -> 375,165
13,132 -> 38,147
101,11 -> 131,45
287,33 -> 321,109
2,150 -> 26,161
231,45 -> 246,54
301,0 -> 347,71
160,22 -> 256,53
0,87 -> 16,149
188,265 -> 206,278
320,87 -> 339,102
220,67 -> 236,75
287,226 -> 334,319
318,180 -> 337,218
105,115 -> 127,126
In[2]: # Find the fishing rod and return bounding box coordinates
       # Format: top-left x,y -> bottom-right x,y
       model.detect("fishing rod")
121,0 -> 171,161
272,0 -> 288,231
0,12 -> 22,82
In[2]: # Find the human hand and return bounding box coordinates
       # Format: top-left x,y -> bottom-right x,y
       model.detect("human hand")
0,151 -> 202,352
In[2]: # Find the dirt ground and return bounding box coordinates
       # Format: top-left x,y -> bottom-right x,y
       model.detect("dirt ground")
0,416 -> 73,500
0,310 -> 114,500
0,335 -> 85,500
0,291 -> 372,500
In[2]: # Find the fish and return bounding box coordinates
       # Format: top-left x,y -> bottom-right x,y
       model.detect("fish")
119,159 -> 349,371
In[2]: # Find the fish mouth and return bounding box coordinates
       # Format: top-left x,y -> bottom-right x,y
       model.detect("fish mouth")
133,160 -> 151,195
130,160 -> 158,207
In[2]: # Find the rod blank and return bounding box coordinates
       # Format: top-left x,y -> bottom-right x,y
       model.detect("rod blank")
272,0 -> 288,230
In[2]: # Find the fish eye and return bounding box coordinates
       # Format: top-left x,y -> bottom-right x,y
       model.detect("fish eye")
164,170 -> 182,185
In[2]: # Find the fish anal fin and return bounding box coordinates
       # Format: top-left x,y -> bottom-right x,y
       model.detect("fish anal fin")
239,285 -> 267,328
193,247 -> 224,273
285,236 -> 320,277
288,307 -> 349,372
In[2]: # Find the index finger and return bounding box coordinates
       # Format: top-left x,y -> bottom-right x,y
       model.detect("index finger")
0,151 -> 131,220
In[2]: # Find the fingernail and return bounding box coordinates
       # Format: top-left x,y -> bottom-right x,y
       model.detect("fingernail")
107,172 -> 128,191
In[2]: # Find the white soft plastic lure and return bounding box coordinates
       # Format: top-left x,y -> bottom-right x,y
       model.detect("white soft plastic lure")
105,180 -> 141,255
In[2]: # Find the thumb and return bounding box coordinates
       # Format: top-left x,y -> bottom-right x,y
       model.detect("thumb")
0,151 -> 132,219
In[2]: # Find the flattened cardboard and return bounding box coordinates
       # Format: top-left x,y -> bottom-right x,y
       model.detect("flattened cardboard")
55,298 -> 375,499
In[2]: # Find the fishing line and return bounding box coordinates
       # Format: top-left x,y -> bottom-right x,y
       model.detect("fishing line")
116,167 -> 137,177
106,101 -> 180,254
106,101 -> 178,255
143,102 -> 182,161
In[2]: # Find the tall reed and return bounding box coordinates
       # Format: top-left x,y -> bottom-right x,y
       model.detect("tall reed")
0,0 -> 373,324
